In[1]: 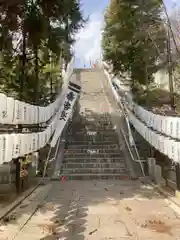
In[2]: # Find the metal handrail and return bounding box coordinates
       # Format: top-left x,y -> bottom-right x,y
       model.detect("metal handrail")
101,62 -> 145,176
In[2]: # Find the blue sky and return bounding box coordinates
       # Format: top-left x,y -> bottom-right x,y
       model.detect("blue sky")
80,0 -> 109,17
74,0 -> 179,68
74,0 -> 109,68
165,0 -> 179,7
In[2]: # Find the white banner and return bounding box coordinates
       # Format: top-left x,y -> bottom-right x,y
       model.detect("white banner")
50,89 -> 78,147
0,57 -> 75,125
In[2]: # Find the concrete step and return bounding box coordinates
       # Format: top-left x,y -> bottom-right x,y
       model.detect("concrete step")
85,124 -> 113,127
67,131 -> 117,136
60,109 -> 129,181
66,141 -> 119,145
81,127 -> 115,131
63,162 -> 126,169
83,118 -> 112,122
82,124 -> 113,129
84,115 -> 111,118
83,118 -> 112,121
70,120 -> 112,123
83,114 -> 111,118
81,121 -> 113,125
84,122 -> 113,125
65,144 -> 119,149
64,148 -> 122,154
67,136 -> 119,142
62,168 -> 127,174
59,173 -> 130,180
64,152 -> 124,158
62,157 -> 124,163
68,131 -> 116,135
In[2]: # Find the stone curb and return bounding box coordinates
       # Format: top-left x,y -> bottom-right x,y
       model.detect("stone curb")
151,183 -> 180,208
139,176 -> 180,209
0,183 -> 41,220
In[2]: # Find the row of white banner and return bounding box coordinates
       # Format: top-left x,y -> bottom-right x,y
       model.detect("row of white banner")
101,60 -> 180,163
0,58 -> 74,125
128,111 -> 180,162
0,87 -> 79,164
124,93 -> 180,140
101,60 -> 180,141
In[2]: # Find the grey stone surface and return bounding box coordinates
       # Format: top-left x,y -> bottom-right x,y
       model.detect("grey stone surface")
148,158 -> 156,181
59,70 -> 129,180
1,181 -> 180,239
154,165 -> 164,184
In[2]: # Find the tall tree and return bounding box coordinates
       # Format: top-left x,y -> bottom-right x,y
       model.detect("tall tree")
102,0 -> 166,88
0,0 -> 85,104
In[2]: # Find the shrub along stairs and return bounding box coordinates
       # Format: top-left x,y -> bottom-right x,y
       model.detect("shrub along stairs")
60,110 -> 129,180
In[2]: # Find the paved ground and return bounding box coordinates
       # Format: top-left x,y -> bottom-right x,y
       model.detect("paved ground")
0,180 -> 180,239
79,70 -> 113,114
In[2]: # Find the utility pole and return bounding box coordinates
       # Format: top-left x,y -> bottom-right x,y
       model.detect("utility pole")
16,0 -> 27,195
50,53 -> 53,101
35,46 -> 39,104
144,38 -> 149,105
145,61 -> 149,105
65,15 -> 69,69
167,26 -> 175,109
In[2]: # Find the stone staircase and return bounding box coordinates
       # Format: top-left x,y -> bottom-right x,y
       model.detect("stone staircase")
60,111 -> 129,180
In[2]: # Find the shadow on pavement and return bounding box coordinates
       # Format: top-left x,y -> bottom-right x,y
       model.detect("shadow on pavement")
38,179 -> 167,240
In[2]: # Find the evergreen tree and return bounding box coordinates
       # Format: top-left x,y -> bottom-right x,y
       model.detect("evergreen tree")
0,0 -> 85,104
102,0 -> 166,87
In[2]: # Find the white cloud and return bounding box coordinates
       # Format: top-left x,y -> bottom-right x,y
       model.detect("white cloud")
74,12 -> 104,64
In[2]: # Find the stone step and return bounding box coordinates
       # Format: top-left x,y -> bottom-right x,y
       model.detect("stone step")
65,141 -> 119,146
63,162 -> 125,169
64,148 -> 122,153
83,115 -> 111,119
67,131 -> 117,136
84,121 -> 112,124
67,140 -> 119,144
84,117 -> 112,121
66,141 -> 119,145
84,122 -> 113,125
83,118 -> 112,122
65,144 -> 119,149
82,123 -> 113,127
81,121 -> 113,125
70,122 -> 113,126
58,173 -> 130,180
79,125 -> 114,132
62,168 -> 127,174
64,152 -> 124,158
69,130 -> 116,135
83,121 -> 112,124
62,157 -> 124,163
84,116 -> 112,120
67,136 -> 119,142
67,130 -> 117,137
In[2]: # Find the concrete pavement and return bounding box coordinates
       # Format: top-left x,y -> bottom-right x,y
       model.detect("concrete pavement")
0,180 -> 180,239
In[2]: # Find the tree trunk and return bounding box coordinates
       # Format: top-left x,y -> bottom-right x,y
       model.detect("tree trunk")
34,46 -> 39,104
20,22 -> 26,100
